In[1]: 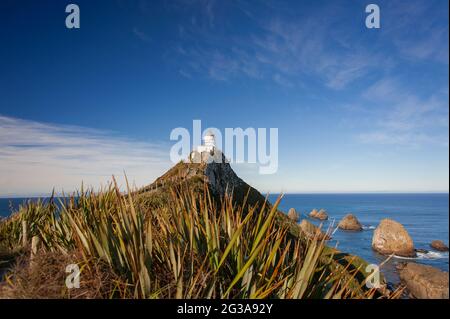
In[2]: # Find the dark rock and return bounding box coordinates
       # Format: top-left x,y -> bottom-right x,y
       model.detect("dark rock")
430,240 -> 449,252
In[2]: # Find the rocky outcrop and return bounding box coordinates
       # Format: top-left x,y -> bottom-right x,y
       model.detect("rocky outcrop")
372,219 -> 415,257
430,240 -> 449,252
338,214 -> 362,231
309,208 -> 328,220
299,220 -> 331,241
140,150 -> 266,210
397,262 -> 449,299
288,208 -> 299,222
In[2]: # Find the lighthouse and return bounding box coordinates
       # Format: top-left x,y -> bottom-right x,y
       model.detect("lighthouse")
197,131 -> 216,154
189,131 -> 222,163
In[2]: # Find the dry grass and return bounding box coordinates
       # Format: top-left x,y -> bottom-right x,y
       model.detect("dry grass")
1,249 -> 130,299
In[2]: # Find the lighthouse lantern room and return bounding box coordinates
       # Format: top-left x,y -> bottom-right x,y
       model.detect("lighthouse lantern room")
197,132 -> 216,153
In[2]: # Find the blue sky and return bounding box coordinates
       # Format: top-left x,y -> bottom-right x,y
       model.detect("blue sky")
0,0 -> 448,196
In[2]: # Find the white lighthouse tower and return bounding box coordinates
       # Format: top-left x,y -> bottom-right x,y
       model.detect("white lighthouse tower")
189,131 -> 222,163
197,131 -> 216,154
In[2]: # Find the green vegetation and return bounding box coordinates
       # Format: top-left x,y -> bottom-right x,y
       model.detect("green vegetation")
0,178 -> 397,299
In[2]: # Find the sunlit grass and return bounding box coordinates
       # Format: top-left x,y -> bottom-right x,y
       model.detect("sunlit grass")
0,178 -> 393,299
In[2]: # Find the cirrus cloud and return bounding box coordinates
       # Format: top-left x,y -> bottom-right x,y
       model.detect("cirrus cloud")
0,115 -> 171,197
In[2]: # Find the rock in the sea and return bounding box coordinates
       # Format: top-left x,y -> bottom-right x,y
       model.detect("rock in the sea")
299,220 -> 331,241
309,208 -> 328,220
430,240 -> 449,252
287,208 -> 299,222
338,214 -> 362,231
398,262 -> 449,299
372,219 -> 415,257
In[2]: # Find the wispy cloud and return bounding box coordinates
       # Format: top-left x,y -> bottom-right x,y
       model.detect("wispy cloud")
383,0 -> 449,64
0,115 -> 170,197
251,16 -> 387,90
170,2 -> 390,90
132,27 -> 152,43
169,0 -> 447,90
357,78 -> 449,147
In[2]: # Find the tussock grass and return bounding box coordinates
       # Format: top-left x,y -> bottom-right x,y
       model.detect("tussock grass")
0,178 -> 393,299
1,250 -> 130,299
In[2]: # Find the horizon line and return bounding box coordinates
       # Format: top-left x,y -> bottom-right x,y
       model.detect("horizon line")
1,190 -> 449,199
268,191 -> 450,195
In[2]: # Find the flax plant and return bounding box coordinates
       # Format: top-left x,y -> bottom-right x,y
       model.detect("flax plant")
0,179 -> 386,299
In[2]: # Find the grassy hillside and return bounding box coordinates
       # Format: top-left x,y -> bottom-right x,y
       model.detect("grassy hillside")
0,160 -> 396,298
135,159 -> 388,298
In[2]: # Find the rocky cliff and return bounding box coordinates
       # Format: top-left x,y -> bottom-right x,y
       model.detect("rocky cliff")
136,151 -> 266,210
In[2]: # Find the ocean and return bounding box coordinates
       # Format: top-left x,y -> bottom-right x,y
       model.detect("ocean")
268,193 -> 449,284
1,193 -> 448,284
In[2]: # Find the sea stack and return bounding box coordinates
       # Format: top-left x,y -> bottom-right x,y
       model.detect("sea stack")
288,208 -> 299,222
298,220 -> 331,241
430,240 -> 449,252
309,208 -> 328,220
338,214 -> 362,231
372,219 -> 415,257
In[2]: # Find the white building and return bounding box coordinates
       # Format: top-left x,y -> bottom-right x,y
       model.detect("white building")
189,131 -> 225,163
197,132 -> 216,153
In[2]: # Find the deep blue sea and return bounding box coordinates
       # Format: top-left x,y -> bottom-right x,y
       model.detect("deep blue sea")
267,193 -> 449,284
1,194 -> 448,284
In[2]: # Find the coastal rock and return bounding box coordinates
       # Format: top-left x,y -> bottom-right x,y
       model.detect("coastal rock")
397,262 -> 449,299
288,208 -> 299,222
430,240 -> 449,252
372,219 -> 415,257
142,150 -> 267,210
309,208 -> 328,220
338,214 -> 362,231
299,220 -> 331,241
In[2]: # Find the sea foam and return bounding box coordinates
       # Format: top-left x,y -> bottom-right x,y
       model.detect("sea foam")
393,251 -> 447,260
